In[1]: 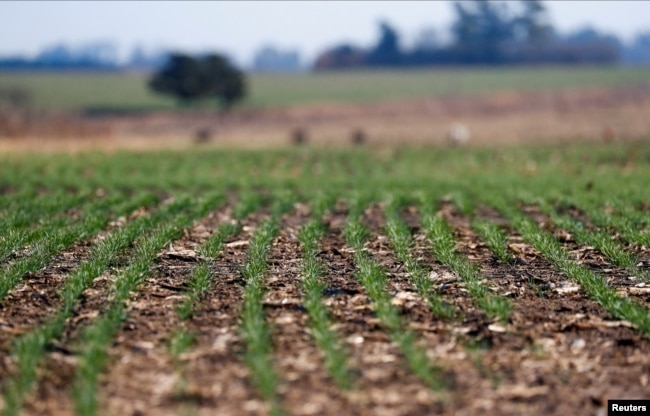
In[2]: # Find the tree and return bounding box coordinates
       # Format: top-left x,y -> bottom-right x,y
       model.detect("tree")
313,44 -> 366,69
149,53 -> 246,110
367,21 -> 402,66
624,32 -> 650,65
202,54 -> 246,109
515,0 -> 553,44
451,0 -> 515,64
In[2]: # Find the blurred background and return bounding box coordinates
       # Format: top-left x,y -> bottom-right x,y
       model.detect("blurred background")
1,0 -> 649,151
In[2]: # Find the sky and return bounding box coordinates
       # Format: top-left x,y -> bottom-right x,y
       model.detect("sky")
1,1 -> 650,67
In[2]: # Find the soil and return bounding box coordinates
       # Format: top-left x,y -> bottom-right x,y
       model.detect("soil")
1,200 -> 648,416
2,86 -> 650,152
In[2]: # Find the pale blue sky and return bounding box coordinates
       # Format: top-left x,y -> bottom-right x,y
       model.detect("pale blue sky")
1,1 -> 649,66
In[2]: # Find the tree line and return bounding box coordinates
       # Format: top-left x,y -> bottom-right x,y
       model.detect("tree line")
314,0 -> 636,69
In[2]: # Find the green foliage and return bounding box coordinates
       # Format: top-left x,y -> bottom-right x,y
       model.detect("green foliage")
422,214 -> 511,322
69,194 -> 219,416
345,212 -> 444,391
471,219 -> 515,264
298,195 -> 354,389
149,53 -> 246,109
0,195 -> 144,300
493,196 -> 650,336
239,219 -> 281,409
179,216 -> 240,320
384,199 -> 457,320
238,196 -> 293,412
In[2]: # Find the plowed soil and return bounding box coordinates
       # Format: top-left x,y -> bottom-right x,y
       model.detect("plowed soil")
1,200 -> 648,416
2,86 -> 650,152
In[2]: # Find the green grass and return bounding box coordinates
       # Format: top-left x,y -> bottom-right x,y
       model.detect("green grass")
176,219 -> 237,320
70,194 -> 220,416
471,220 -> 515,264
537,200 -> 647,281
0,190 -> 86,232
345,197 -> 444,391
384,198 -> 457,320
0,71 -> 173,112
492,196 -> 650,337
575,199 -> 650,248
239,218 -> 282,413
0,194 -> 145,300
238,192 -> 296,414
1,66 -> 649,111
297,195 -> 354,390
0,193 -> 186,416
421,211 -> 511,323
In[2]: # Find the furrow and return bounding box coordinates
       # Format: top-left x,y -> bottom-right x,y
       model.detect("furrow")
0,194 -> 145,301
450,201 -> 650,414
296,196 -> 355,392
493,198 -> 650,335
345,198 -> 445,405
524,202 -> 650,306
383,199 -> 459,320
98,202 -> 231,416
420,201 -> 511,322
0,193 -> 158,350
267,205 -> 355,414
179,208 -> 264,416
237,192 -> 297,415
319,207 -> 442,415
15,194 -> 221,416
0,193 -> 161,416
370,201 -> 526,414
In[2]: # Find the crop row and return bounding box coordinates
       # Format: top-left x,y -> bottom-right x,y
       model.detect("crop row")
0,182 -> 647,414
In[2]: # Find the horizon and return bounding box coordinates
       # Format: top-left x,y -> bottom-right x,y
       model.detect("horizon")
1,1 -> 650,68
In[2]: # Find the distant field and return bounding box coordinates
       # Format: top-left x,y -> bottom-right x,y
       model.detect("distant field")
1,66 -> 649,112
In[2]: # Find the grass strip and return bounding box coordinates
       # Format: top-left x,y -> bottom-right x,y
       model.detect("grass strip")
167,192 -> 266,415
344,197 -> 444,391
591,204 -> 649,248
471,219 -> 515,264
493,197 -> 650,337
0,194 -> 146,301
238,191 -> 297,415
176,221 -> 241,320
420,209 -> 511,323
0,190 -> 87,231
0,191 -> 107,265
384,200 -> 457,320
0,193 -> 166,416
537,200 -> 648,282
239,218 -> 283,414
568,197 -> 650,247
0,217 -> 69,264
70,193 -> 222,416
297,195 -> 354,390
176,189 -> 274,320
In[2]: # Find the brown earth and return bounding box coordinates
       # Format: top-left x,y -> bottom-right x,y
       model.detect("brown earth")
1,86 -> 650,153
1,199 -> 648,415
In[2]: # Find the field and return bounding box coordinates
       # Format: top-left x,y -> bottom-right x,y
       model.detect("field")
2,66 -> 650,154
0,142 -> 649,415
2,66 -> 650,111
1,65 -> 649,415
